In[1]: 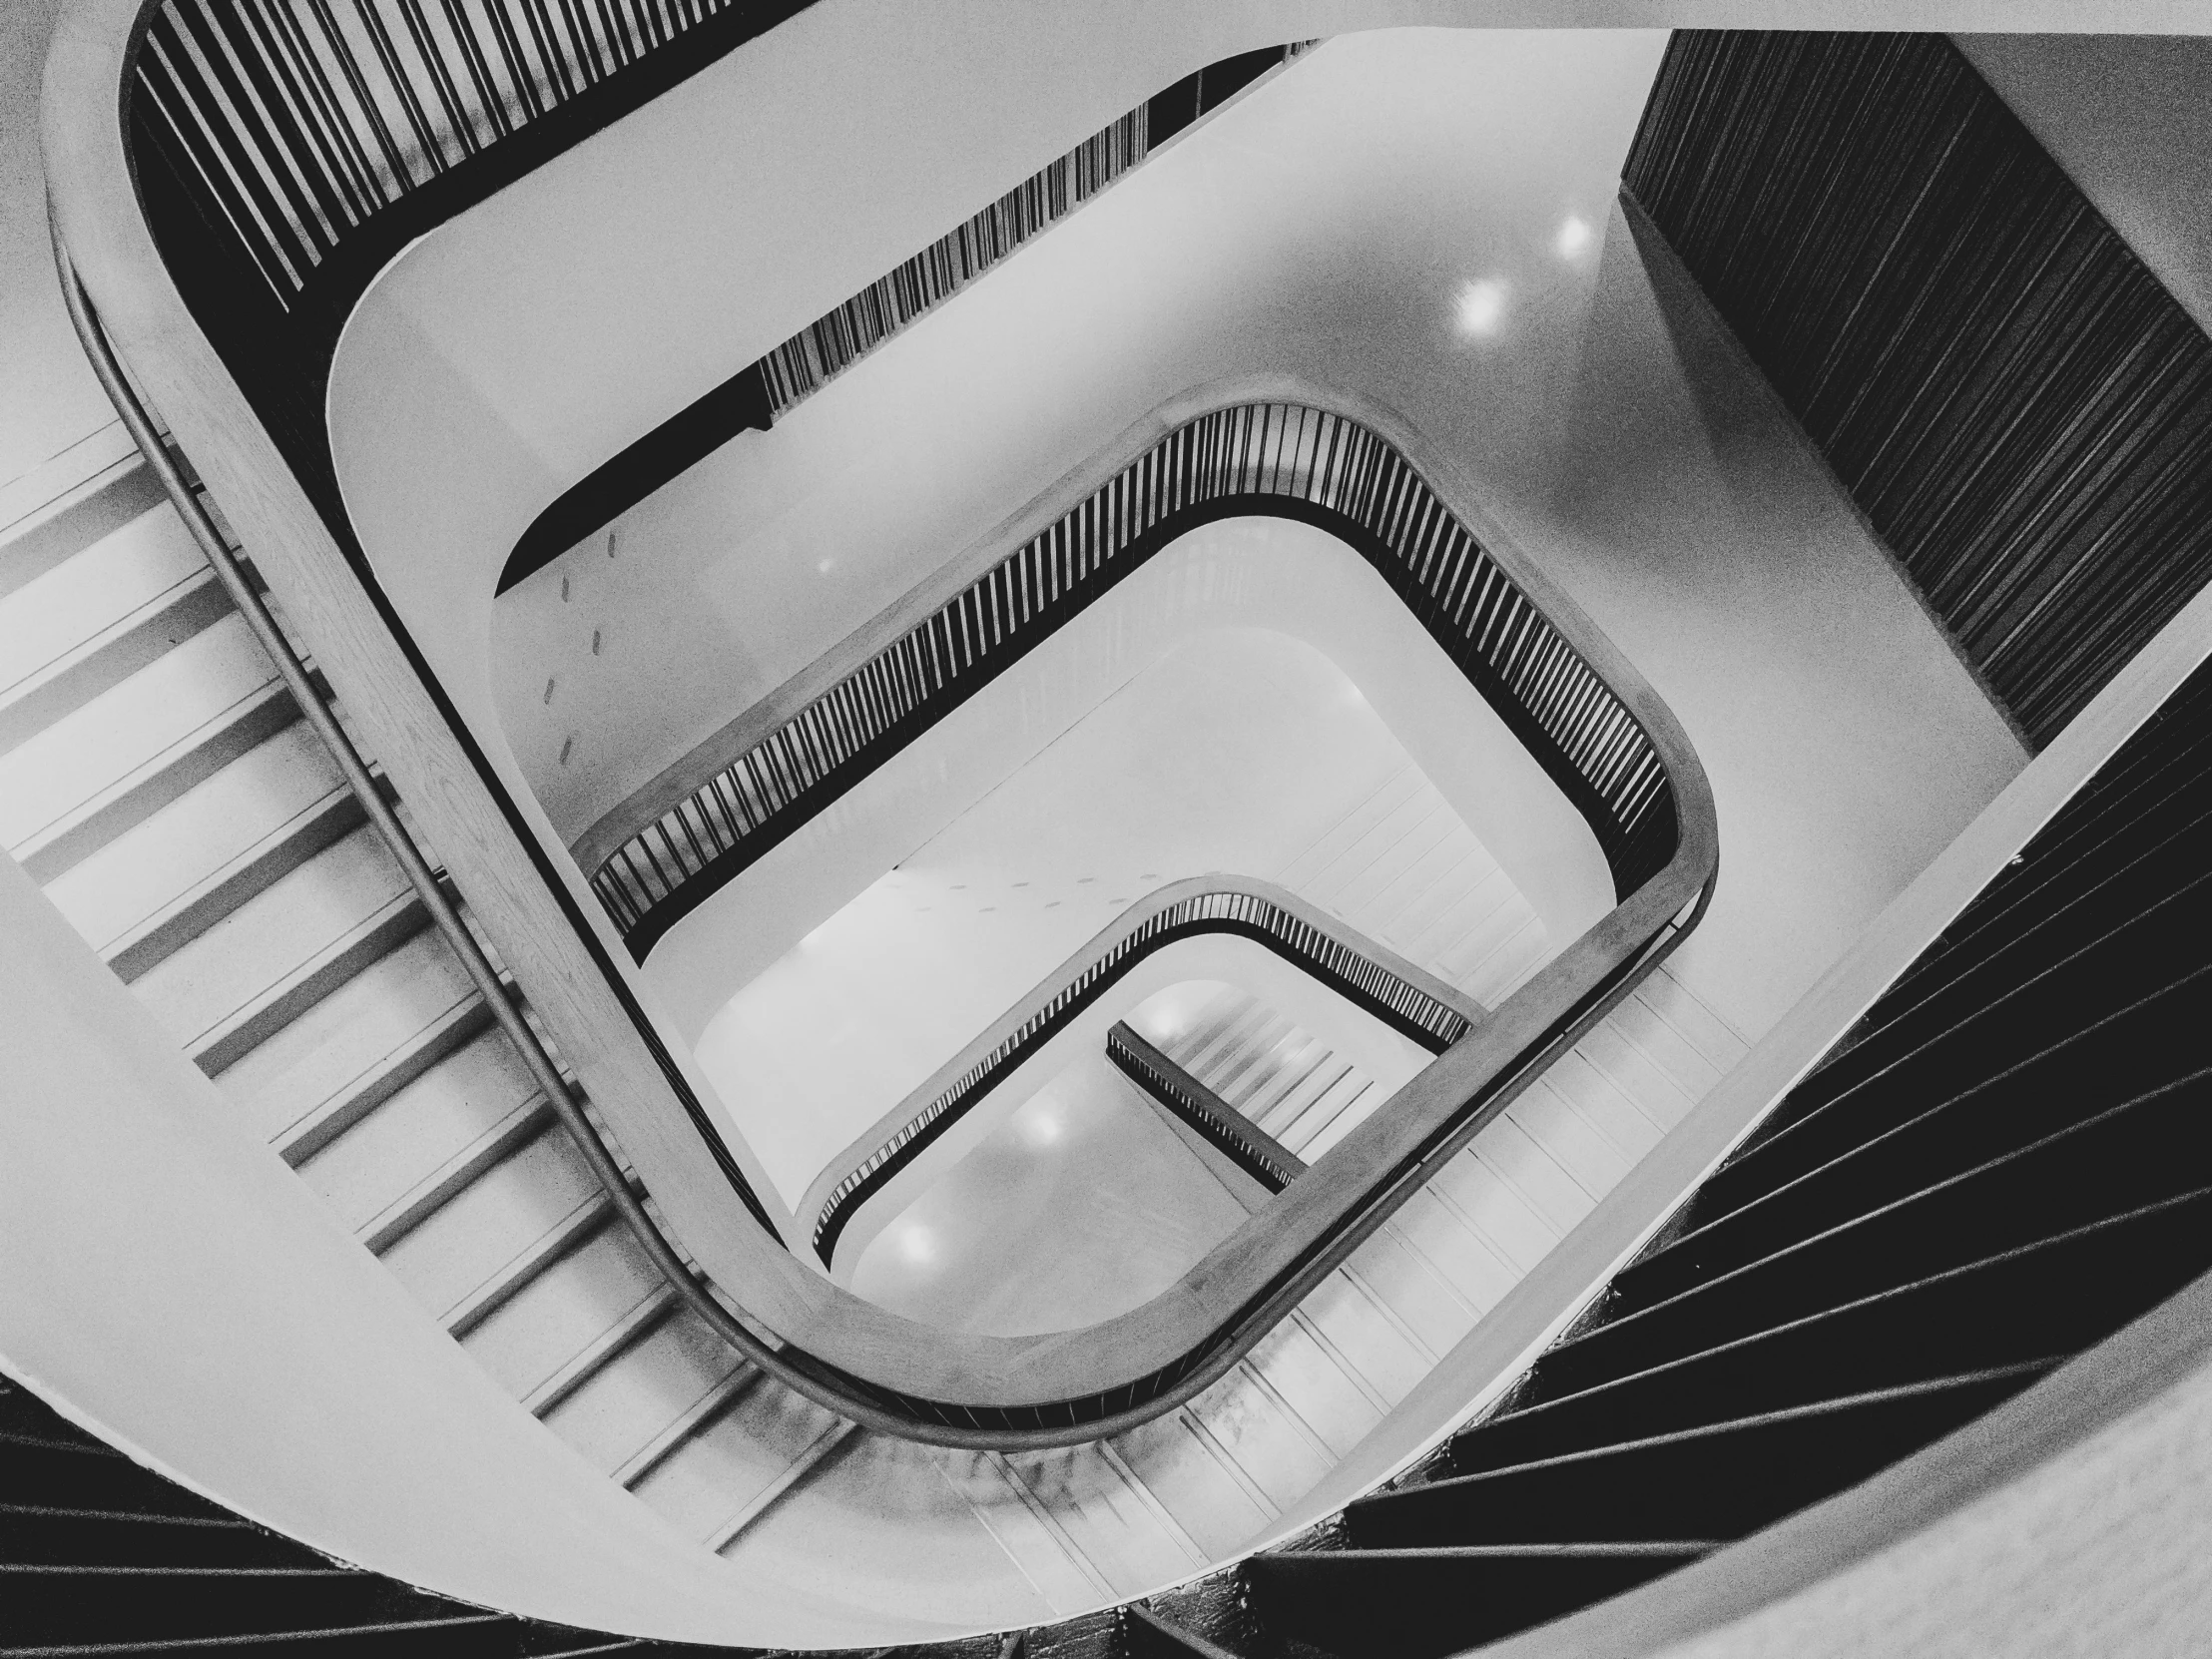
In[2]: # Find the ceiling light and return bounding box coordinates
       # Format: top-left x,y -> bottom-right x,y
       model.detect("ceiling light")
1556,215 -> 1594,258
1454,278 -> 1507,338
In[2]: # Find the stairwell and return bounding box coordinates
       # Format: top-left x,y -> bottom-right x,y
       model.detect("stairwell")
1,449 -> 1747,1628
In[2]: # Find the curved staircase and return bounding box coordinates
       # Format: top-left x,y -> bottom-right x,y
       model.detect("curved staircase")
0,445 -> 1741,1638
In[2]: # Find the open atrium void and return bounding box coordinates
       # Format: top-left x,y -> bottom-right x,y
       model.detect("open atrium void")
22,2 -> 2212,1653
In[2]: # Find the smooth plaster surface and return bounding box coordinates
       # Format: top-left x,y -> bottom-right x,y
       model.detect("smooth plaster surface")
845,1050 -> 1256,1339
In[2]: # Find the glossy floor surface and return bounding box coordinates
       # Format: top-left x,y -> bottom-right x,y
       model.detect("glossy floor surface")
845,949 -> 1432,1336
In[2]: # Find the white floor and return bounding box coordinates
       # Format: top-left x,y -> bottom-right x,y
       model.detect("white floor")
844,944 -> 1435,1337
692,621 -> 1545,1211
844,1051 -> 1251,1339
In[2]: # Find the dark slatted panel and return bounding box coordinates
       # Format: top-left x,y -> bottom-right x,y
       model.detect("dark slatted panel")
1625,31 -> 2212,748
1213,650 -> 2212,1656
0,1380 -> 723,1656
132,0 -> 809,321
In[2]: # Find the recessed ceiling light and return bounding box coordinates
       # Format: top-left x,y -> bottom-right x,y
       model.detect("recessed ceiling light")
1454,277 -> 1507,337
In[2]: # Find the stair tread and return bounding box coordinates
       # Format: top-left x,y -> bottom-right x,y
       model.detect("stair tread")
1274,1066 -> 1371,1155
0,613 -> 276,851
217,927 -> 480,1147
1323,797 -> 1456,917
294,1026 -> 541,1236
1423,1148 -> 1570,1273
0,442 -> 159,602
632,1381 -> 849,1542
1503,1083 -> 1636,1199
1294,1270 -> 1433,1403
1449,907 -> 1552,1007
1461,1115 -> 1596,1238
459,1221 -> 668,1403
988,1444 -> 1205,1594
541,1308 -> 749,1478
1106,1411 -> 1277,1560
727,1434 -> 1064,1624
1374,1196 -> 1515,1338
0,504 -> 204,697
1365,833 -> 1499,945
378,1126 -> 607,1321
1274,765 -> 1426,892
1252,1053 -> 1353,1139
43,723 -> 347,957
1294,1078 -> 1382,1161
1415,1362 -> 2056,1498
129,824 -> 414,1054
1537,1054 -> 1666,1165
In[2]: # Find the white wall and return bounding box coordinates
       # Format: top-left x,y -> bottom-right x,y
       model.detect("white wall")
0,850 -> 1026,1649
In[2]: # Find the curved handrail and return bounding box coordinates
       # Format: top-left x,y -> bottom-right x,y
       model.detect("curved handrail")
52,0 -> 1718,1446
593,400 -> 1679,958
809,873 -> 1482,1268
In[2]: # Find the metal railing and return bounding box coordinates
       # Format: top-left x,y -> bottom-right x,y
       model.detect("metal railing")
129,0 -> 807,324
594,399 -> 1678,955
1108,1020 -> 1305,1192
810,876 -> 1471,1266
755,44 -> 1311,417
